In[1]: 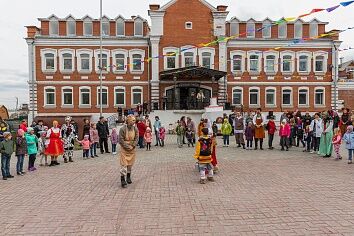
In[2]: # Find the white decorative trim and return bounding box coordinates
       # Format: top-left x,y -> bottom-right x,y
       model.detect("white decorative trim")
263,51 -> 279,73
58,48 -> 75,73
40,48 -> 57,73
227,82 -> 332,85
313,51 -> 328,74
265,86 -> 277,106
163,47 -> 179,70
36,81 -> 149,85
44,86 -> 56,106
296,51 -> 312,74
227,40 -> 333,48
94,49 -> 111,73
112,49 -> 128,74
230,50 -> 246,73
181,45 -> 197,67
77,49 -> 93,73
34,38 -> 149,47
131,86 -> 143,106
129,49 -> 145,73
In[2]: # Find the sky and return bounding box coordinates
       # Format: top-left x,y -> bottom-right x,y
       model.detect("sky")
0,0 -> 353,109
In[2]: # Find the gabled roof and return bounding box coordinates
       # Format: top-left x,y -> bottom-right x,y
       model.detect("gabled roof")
309,18 -> 329,24
65,14 -> 76,20
228,17 -> 240,23
114,15 -> 126,21
132,15 -> 148,22
38,14 -> 59,21
81,15 -> 93,21
262,17 -> 273,22
102,15 -> 111,21
160,0 -> 216,12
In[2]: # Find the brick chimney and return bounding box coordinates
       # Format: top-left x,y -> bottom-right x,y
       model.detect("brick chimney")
217,5 -> 228,11
149,4 -> 160,10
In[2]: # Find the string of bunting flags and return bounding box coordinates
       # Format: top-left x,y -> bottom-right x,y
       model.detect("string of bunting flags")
99,0 -> 354,70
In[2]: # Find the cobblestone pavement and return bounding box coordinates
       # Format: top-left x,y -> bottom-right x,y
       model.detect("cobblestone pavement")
1,135 -> 354,236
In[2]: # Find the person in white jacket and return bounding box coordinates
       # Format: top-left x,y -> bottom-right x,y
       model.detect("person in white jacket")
309,113 -> 323,154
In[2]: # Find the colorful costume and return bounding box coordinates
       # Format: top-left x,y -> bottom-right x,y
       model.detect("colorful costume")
253,113 -> 265,149
61,117 -> 77,163
319,119 -> 333,157
45,127 -> 64,157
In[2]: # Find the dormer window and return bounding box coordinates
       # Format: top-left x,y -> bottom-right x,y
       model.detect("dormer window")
102,18 -> 110,36
247,21 -> 255,38
67,18 -> 76,36
185,22 -> 193,30
278,22 -> 287,38
116,18 -> 125,36
134,18 -> 143,36
294,21 -> 302,39
310,22 -> 318,38
83,18 -> 93,36
230,19 -> 239,36
49,18 -> 59,36
262,20 -> 272,38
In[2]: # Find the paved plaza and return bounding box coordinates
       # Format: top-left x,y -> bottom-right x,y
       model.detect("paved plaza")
1,135 -> 354,235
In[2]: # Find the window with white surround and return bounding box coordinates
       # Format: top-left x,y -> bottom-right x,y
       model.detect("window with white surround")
131,86 -> 143,105
230,51 -> 246,73
249,87 -> 259,106
185,22 -> 192,29
62,87 -> 73,106
49,17 -> 59,35
94,49 -> 110,73
63,53 -> 73,70
77,49 -> 93,73
199,47 -> 215,69
185,52 -> 194,67
79,87 -> 91,106
265,87 -> 276,106
249,54 -> 260,72
247,20 -> 255,38
59,49 -> 75,73
44,87 -> 56,106
97,87 -> 108,106
229,18 -> 239,36
298,88 -> 309,106
41,49 -> 57,73
181,46 -> 197,67
265,55 -> 276,73
282,88 -> 292,106
102,18 -> 110,36
66,18 -> 76,36
278,22 -> 287,38
114,86 -> 125,106
163,47 -> 179,70
232,87 -> 243,106
129,49 -> 145,73
297,52 -> 311,73
280,51 -> 295,73
315,87 -> 325,106
313,51 -> 328,74
233,55 -> 242,71
262,20 -> 272,38
112,49 -> 128,73
309,22 -> 318,38
134,18 -> 143,36
294,20 -> 303,39
315,55 -> 324,72
116,17 -> 125,36
83,17 -> 93,36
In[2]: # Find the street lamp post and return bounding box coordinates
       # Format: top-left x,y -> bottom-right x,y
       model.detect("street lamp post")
99,0 -> 103,118
173,75 -> 177,110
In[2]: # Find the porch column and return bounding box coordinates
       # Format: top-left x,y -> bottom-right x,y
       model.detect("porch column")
150,36 -> 161,109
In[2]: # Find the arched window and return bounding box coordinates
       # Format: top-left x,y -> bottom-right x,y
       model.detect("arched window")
282,55 -> 292,72
232,55 -> 242,72
184,52 -> 194,67
249,55 -> 259,72
299,55 -> 309,72
44,53 -> 55,70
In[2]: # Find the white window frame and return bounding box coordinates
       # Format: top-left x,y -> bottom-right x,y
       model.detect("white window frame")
263,51 -> 279,74
94,49 -> 110,73
265,87 -> 277,107
49,17 -> 59,36
280,51 -> 295,74
61,86 -> 74,107
181,46 -> 197,67
44,86 -> 56,107
112,49 -> 128,74
79,86 -> 91,107
163,47 -> 179,70
230,50 -> 246,73
96,86 -> 109,107
66,17 -> 76,36
309,22 -> 318,38
77,49 -> 93,73
294,20 -> 303,39
249,87 -> 260,107
313,51 -> 328,74
129,49 -> 145,74
229,18 -> 239,36
282,87 -> 293,107
131,86 -> 143,106
114,86 -> 126,107
297,51 -> 312,74
116,17 -> 125,36
134,18 -> 143,36
83,16 -> 93,36
185,22 -> 193,30
314,87 -> 326,107
101,17 -> 110,36
59,49 -> 75,73
246,20 -> 255,38
232,87 -> 243,106
298,87 -> 309,107
278,22 -> 287,38
198,47 -> 215,69
247,51 -> 262,73
40,48 -> 57,73
262,20 -> 272,38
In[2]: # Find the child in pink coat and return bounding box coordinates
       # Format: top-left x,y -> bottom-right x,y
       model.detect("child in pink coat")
279,119 -> 290,151
78,135 -> 91,159
332,128 -> 342,160
144,127 -> 153,151
110,128 -> 119,155
159,125 -> 166,147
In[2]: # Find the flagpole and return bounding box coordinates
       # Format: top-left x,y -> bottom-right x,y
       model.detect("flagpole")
99,0 -> 103,117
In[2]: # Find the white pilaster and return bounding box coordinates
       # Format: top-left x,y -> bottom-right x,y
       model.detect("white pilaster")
26,39 -> 37,123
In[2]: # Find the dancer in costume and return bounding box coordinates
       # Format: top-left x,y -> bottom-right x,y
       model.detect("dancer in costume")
253,108 -> 265,150
46,120 -> 64,166
61,116 -> 77,163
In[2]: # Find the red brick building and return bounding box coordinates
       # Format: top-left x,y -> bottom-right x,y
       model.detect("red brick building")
338,60 -> 354,109
25,0 -> 341,123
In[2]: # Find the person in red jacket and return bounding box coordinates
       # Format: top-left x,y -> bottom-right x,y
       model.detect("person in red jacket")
266,116 -> 277,150
136,118 -> 147,149
279,119 -> 291,151
19,119 -> 28,133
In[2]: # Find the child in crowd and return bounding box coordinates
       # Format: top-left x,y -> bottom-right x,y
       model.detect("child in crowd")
110,128 -> 118,155
279,119 -> 290,151
175,120 -> 184,148
89,123 -> 99,158
186,127 -> 194,147
194,128 -> 214,184
245,122 -> 254,150
16,129 -> 27,176
0,132 -> 14,180
38,131 -> 48,166
343,125 -> 354,164
221,119 -> 232,147
78,135 -> 91,159
144,127 -> 153,151
212,121 -> 218,137
303,123 -> 312,152
289,118 -> 297,147
211,134 -> 219,173
296,118 -> 305,148
332,128 -> 342,160
25,127 -> 38,171
266,116 -> 276,150
159,125 -> 166,147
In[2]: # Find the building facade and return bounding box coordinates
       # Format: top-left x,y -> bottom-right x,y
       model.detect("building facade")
338,60 -> 354,109
25,0 -> 341,122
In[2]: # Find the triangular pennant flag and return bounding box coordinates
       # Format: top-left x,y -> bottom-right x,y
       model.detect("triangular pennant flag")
310,8 -> 325,13
298,13 -> 311,18
285,17 -> 296,22
326,5 -> 340,12
340,0 -> 354,6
